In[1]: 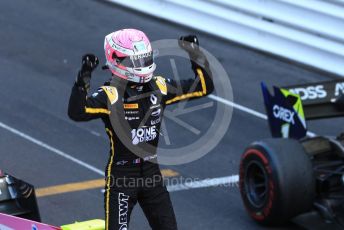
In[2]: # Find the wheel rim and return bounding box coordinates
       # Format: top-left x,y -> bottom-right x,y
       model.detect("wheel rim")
244,160 -> 269,209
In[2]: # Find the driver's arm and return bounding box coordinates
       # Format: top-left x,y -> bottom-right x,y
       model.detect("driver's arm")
68,83 -> 109,121
164,35 -> 214,105
68,54 -> 110,121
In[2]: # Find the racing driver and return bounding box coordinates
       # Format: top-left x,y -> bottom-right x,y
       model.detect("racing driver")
68,29 -> 214,230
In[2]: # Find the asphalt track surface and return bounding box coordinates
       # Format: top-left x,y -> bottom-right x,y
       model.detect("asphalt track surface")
1,0 -> 344,229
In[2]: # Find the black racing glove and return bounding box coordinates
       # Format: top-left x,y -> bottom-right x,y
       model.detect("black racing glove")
76,54 -> 99,91
179,35 -> 200,52
179,35 -> 209,70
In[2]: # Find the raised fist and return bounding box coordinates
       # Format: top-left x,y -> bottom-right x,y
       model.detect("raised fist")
178,35 -> 200,52
81,54 -> 99,73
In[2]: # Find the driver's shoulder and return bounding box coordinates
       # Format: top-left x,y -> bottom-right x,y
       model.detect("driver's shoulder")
152,75 -> 169,95
97,83 -> 118,105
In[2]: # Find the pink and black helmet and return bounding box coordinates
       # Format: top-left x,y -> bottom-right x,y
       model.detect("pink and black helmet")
104,29 -> 156,83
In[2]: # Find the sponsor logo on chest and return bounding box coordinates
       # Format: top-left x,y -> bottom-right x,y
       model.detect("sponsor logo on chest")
123,103 -> 139,109
151,117 -> 161,125
131,126 -> 157,145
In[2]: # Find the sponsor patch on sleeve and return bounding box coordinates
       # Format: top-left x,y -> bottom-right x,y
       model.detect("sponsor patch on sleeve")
155,76 -> 167,95
100,86 -> 118,105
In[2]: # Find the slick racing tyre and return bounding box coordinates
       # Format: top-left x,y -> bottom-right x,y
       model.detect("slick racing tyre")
239,138 -> 315,225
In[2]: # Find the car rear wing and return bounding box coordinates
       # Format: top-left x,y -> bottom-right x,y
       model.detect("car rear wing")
283,79 -> 344,119
261,82 -> 307,139
261,80 -> 344,139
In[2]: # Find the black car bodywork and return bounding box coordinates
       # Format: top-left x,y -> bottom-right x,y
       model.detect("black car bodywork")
240,79 -> 344,227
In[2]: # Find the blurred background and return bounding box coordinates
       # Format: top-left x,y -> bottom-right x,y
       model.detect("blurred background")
0,0 -> 344,229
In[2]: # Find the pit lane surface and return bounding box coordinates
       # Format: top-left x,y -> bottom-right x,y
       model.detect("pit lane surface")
1,0 -> 344,229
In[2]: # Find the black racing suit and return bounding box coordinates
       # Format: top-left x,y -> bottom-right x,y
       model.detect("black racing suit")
68,47 -> 213,230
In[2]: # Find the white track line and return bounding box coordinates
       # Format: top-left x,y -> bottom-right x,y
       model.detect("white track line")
0,94 -> 317,192
208,94 -> 317,137
167,175 -> 239,192
0,122 -> 104,176
208,94 -> 267,119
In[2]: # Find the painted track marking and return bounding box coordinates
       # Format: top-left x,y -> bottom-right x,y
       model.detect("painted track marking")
0,121 -> 104,176
167,175 -> 239,192
36,169 -> 179,197
208,94 -> 316,137
36,179 -> 105,197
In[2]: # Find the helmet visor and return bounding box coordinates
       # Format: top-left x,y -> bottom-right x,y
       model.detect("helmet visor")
117,51 -> 154,68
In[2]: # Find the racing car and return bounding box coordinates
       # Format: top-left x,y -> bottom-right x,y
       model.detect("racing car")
239,79 -> 344,227
0,171 -> 105,229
